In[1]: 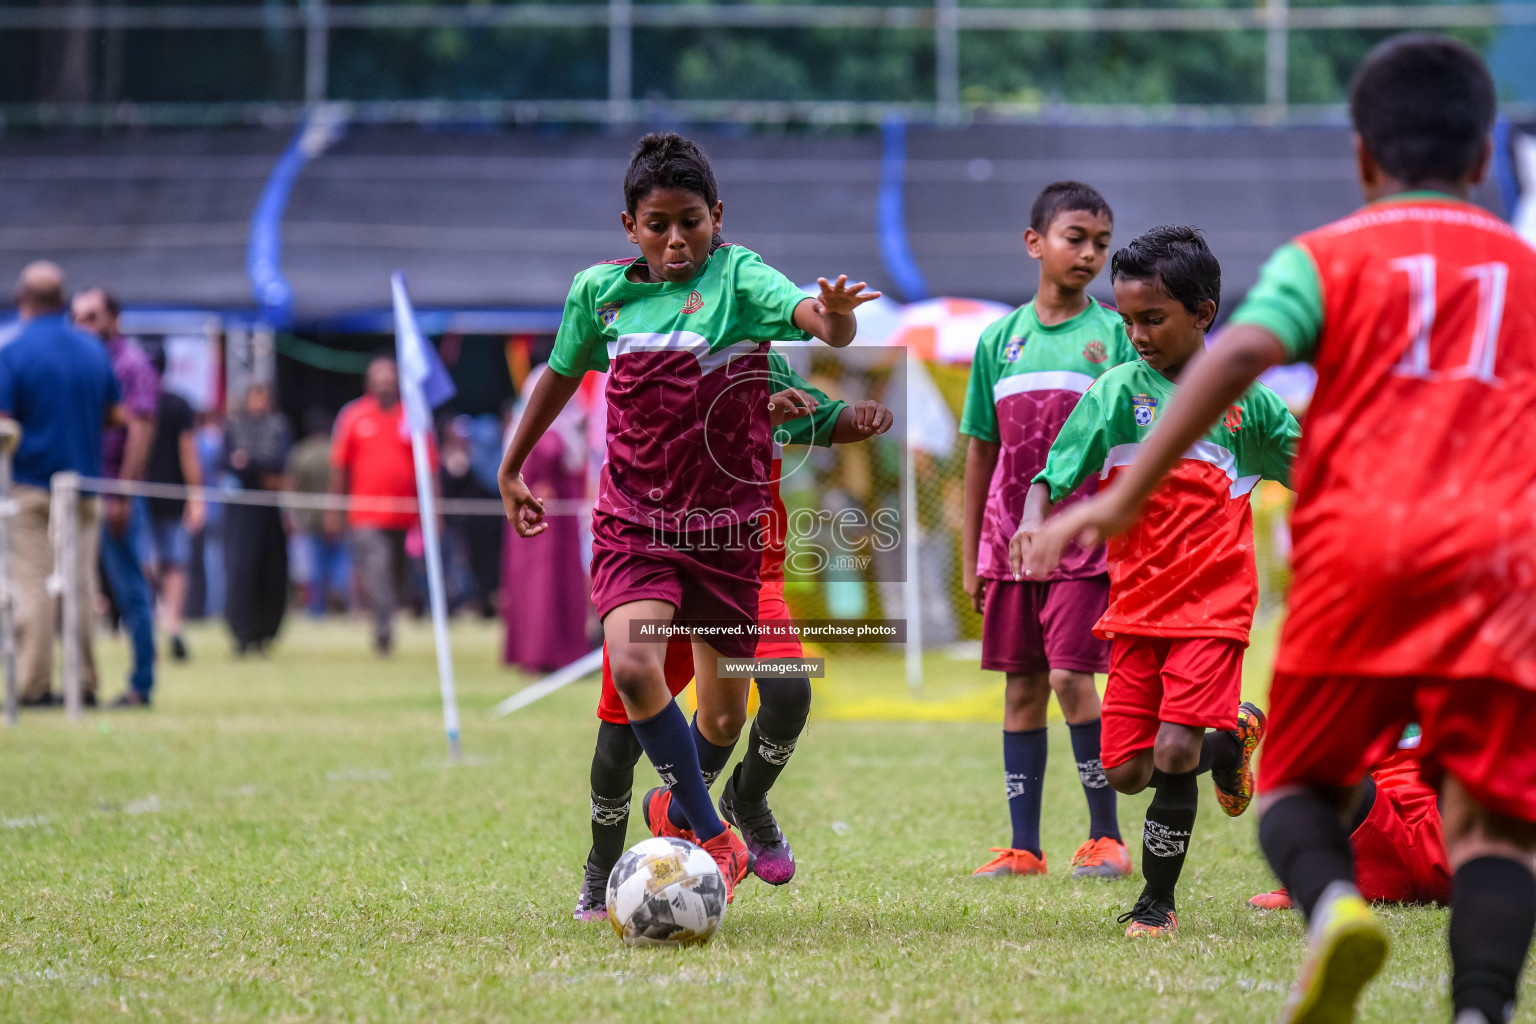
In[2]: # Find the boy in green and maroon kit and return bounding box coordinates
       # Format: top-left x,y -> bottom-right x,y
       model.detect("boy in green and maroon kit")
960,182 -> 1139,881
1032,36 -> 1536,1024
1017,226 -> 1297,937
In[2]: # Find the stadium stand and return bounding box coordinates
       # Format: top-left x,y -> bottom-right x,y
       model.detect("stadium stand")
0,123 -> 1514,322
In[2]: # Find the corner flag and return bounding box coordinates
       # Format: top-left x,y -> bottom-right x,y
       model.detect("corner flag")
391,273 -> 463,759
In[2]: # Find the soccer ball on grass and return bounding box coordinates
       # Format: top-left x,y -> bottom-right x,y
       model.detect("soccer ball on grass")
606,836 -> 727,947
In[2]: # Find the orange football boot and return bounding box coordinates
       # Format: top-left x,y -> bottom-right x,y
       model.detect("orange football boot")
1070,837 -> 1134,879
641,787 -> 697,843
699,827 -> 751,903
972,847 -> 1047,878
1119,891 -> 1179,937
1213,702 -> 1267,817
1250,888 -> 1294,910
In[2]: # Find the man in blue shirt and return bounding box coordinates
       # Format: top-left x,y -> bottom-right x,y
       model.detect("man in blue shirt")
0,262 -> 123,707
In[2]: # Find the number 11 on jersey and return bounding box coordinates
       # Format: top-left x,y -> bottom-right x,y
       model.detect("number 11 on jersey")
1390,254 -> 1508,386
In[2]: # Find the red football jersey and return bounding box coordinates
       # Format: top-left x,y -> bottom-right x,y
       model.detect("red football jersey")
1237,196 -> 1536,687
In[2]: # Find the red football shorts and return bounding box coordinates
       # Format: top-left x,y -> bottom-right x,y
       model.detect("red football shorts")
594,582 -> 806,725
1351,749 -> 1451,905
1100,635 -> 1245,770
1258,673 -> 1536,823
753,581 -> 805,660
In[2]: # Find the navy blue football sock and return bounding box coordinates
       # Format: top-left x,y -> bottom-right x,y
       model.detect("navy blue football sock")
692,715 -> 738,789
1067,718 -> 1121,842
665,716 -> 736,829
629,701 -> 725,841
1003,728 -> 1049,856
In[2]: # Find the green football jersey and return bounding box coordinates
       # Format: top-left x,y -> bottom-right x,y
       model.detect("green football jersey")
959,297 -> 1135,581
547,244 -> 812,530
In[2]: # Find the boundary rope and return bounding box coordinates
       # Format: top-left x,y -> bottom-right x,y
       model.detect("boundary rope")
73,476 -> 591,517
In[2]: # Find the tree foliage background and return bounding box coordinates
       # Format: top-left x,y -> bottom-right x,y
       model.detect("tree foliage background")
4,0 -> 1494,109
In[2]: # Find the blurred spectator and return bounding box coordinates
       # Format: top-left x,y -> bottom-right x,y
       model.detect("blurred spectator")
139,345 -> 205,662
327,356 -> 432,657
501,364 -> 590,672
72,286 -> 158,708
189,413 -> 226,618
287,407 -> 350,617
440,415 -> 502,617
0,262 -> 121,707
222,383 -> 291,655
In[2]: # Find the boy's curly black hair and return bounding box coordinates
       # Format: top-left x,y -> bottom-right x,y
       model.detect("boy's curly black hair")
1110,225 -> 1222,324
624,133 -> 724,250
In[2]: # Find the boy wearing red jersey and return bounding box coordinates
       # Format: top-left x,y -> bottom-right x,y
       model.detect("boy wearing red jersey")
1017,226 -> 1298,937
1030,36 -> 1536,1024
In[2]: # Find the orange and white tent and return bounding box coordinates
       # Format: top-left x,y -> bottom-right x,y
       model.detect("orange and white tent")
883,297 -> 1012,363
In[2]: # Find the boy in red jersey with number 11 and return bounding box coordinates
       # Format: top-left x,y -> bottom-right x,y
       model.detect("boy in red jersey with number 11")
1032,35 -> 1536,1024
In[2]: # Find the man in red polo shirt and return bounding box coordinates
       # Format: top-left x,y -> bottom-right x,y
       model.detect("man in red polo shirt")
326,356 -> 434,655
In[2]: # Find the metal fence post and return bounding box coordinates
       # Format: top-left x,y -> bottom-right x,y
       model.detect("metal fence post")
0,419 -> 19,727
304,0 -> 329,107
608,0 -> 633,125
903,443 -> 924,689
935,0 -> 961,124
53,472 -> 83,721
1265,0 -> 1288,117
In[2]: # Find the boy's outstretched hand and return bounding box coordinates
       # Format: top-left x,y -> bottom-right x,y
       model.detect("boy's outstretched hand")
768,387 -> 819,427
1017,489 -> 1139,578
500,472 -> 548,538
814,275 -> 882,317
795,275 -> 882,347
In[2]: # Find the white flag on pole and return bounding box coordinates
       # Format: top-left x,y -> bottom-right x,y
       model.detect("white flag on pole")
391,273 -> 463,759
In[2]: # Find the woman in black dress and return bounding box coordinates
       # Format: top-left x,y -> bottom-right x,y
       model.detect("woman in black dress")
222,383 -> 291,654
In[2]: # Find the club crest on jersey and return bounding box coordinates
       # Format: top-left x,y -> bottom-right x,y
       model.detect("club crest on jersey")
1083,340 -> 1108,363
598,302 -> 623,327
1132,393 -> 1157,427
1004,336 -> 1026,362
681,290 -> 705,315
1223,404 -> 1244,432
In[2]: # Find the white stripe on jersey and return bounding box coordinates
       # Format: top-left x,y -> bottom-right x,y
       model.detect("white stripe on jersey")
606,333 -> 762,377
993,370 -> 1096,404
1101,440 -> 1257,499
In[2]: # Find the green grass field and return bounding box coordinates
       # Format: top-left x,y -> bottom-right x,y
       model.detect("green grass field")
0,618 -> 1523,1023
